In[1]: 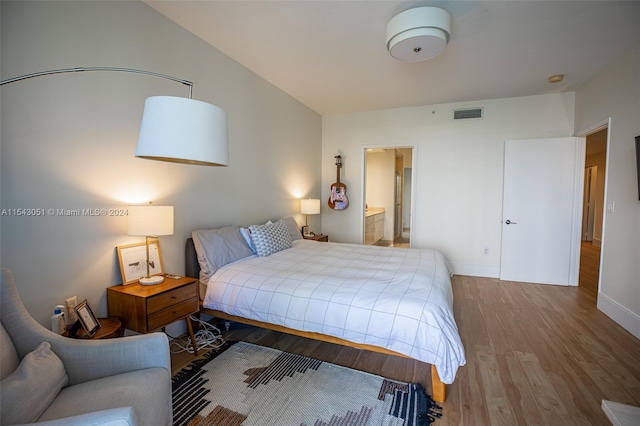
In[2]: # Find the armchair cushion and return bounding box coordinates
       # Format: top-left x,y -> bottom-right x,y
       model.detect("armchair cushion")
24,407 -> 138,426
38,368 -> 169,425
0,341 -> 69,425
0,323 -> 19,380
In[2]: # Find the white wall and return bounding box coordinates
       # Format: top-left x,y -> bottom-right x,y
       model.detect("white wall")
0,1 -> 321,326
322,93 -> 575,277
575,44 -> 640,339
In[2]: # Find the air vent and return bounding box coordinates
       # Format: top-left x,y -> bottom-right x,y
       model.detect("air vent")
453,107 -> 483,120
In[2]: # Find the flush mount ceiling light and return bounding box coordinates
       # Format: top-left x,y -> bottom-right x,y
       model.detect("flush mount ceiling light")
548,74 -> 564,83
386,7 -> 451,62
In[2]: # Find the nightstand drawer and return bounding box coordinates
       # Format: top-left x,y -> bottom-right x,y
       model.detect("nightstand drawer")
147,284 -> 196,313
147,297 -> 198,331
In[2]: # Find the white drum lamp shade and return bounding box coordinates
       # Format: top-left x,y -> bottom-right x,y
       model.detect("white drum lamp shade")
386,7 -> 451,62
301,198 -> 321,216
136,96 -> 228,166
127,205 -> 174,237
127,205 -> 174,285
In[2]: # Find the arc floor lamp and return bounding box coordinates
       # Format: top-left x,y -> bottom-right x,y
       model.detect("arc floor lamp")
2,66 -> 229,285
0,66 -> 229,166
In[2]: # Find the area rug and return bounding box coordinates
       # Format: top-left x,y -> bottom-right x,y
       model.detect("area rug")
172,341 -> 442,426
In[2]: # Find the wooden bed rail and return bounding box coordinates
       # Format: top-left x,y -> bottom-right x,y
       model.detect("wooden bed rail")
200,306 -> 447,402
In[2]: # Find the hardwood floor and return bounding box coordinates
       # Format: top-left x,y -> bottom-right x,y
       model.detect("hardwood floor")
374,236 -> 410,248
579,241 -> 601,297
171,247 -> 640,425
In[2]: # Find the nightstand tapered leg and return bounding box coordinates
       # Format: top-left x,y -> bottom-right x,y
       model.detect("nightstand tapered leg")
185,316 -> 198,356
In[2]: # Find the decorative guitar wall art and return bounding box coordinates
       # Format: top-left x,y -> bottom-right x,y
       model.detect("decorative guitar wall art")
328,155 -> 349,210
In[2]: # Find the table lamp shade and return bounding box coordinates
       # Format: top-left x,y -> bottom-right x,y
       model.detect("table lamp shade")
127,205 -> 174,236
301,199 -> 321,215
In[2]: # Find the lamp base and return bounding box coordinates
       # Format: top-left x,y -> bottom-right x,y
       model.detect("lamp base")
139,275 -> 165,285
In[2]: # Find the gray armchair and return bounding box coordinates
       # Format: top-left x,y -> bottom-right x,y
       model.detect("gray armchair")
0,268 -> 172,425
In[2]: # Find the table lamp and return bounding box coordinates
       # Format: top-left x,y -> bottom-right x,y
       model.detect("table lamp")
300,198 -> 320,236
127,205 -> 174,285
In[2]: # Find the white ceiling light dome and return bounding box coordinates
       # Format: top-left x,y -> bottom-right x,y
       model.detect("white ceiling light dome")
386,7 -> 451,62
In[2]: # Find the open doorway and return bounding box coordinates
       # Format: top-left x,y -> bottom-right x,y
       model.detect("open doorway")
364,147 -> 413,247
579,127 -> 607,299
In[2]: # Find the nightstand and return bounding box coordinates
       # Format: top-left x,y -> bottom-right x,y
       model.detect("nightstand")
303,234 -> 328,242
107,276 -> 200,354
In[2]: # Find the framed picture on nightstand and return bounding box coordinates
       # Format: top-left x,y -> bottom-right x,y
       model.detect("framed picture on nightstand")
74,300 -> 100,337
116,241 -> 164,285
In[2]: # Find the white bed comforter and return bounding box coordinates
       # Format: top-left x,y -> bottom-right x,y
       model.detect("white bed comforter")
203,240 -> 466,383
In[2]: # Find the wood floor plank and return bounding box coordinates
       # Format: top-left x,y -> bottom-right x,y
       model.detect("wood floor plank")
516,351 -> 576,425
504,352 -> 547,425
477,347 -> 518,425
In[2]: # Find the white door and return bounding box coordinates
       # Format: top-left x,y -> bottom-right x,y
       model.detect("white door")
500,137 -> 585,286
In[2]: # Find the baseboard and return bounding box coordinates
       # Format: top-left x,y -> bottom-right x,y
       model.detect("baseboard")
451,263 -> 500,279
597,292 -> 640,340
592,238 -> 602,247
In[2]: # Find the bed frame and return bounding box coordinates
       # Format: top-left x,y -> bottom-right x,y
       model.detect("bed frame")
185,238 -> 447,402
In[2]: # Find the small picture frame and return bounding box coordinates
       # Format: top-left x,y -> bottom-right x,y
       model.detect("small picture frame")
116,241 -> 164,285
74,300 -> 100,337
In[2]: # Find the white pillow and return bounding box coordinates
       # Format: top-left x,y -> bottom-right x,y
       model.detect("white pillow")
0,341 -> 68,425
249,220 -> 292,257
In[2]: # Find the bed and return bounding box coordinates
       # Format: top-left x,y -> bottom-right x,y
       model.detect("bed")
185,218 -> 466,402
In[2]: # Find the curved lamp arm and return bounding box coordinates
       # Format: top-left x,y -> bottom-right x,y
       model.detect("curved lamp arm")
0,66 -> 228,166
0,66 -> 194,98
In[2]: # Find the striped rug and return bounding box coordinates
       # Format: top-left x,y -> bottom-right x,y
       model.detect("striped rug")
172,341 -> 442,426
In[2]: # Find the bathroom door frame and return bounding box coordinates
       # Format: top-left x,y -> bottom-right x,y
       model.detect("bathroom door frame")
361,144 -> 416,246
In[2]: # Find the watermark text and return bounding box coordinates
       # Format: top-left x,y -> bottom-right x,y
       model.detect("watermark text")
1,208 -> 129,217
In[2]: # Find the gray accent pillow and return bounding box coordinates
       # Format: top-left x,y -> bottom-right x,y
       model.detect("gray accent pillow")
192,226 -> 254,281
249,220 -> 292,257
0,341 -> 68,425
282,216 -> 303,241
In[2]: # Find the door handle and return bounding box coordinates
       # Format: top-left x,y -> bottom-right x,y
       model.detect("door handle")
505,220 -> 517,225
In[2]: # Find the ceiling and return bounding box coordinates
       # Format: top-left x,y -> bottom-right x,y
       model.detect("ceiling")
145,1 -> 640,116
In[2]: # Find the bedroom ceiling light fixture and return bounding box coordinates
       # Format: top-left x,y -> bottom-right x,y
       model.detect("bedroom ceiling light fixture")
127,204 -> 174,285
386,7 -> 451,62
548,74 -> 564,83
0,67 -> 228,166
